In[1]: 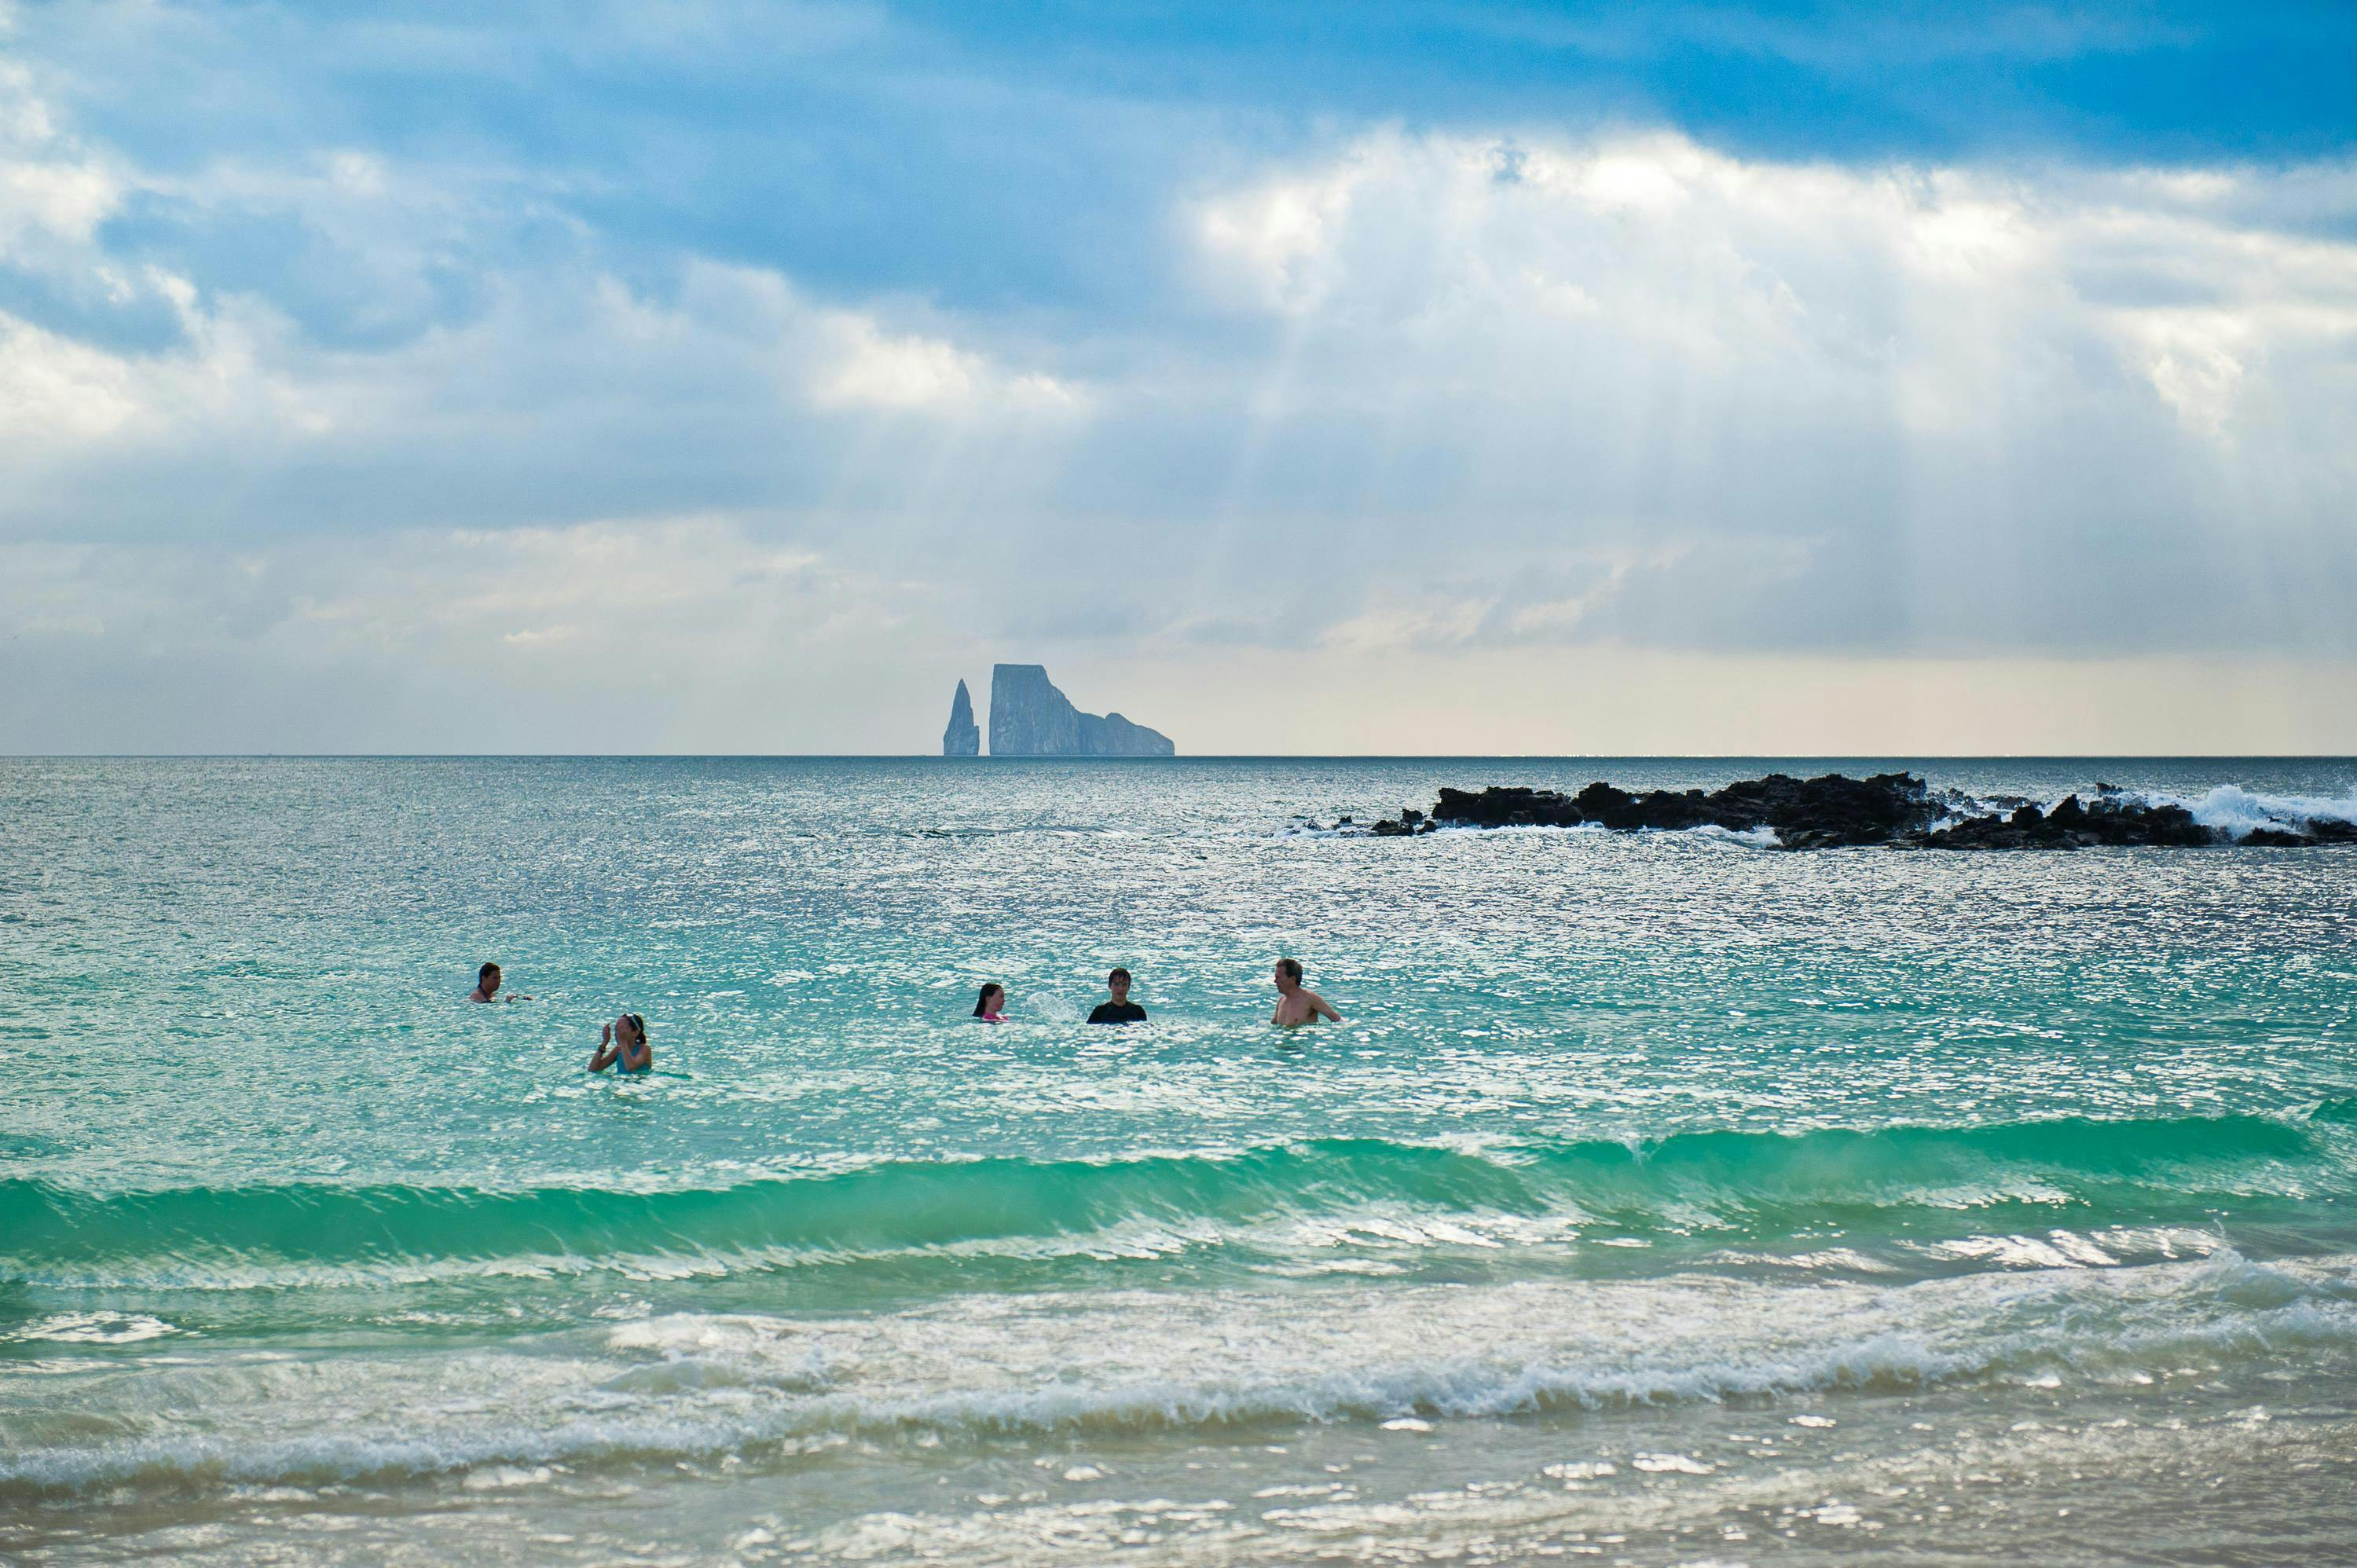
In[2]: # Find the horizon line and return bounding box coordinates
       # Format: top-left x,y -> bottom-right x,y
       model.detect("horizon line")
7,753 -> 2356,764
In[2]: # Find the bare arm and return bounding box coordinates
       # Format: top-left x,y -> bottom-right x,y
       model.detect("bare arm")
1310,990 -> 1342,1023
588,1022 -> 618,1073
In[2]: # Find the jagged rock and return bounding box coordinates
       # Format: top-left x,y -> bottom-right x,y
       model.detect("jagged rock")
1923,796 -> 2209,851
941,679 -> 981,757
1387,772 -> 2351,851
1429,772 -> 1931,844
988,664 -> 1175,757
2238,823 -> 2356,847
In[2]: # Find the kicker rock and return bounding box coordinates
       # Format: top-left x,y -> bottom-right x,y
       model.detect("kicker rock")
988,664 -> 1175,757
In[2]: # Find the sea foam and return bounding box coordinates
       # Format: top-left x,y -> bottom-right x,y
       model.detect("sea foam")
7,1251 -> 2354,1497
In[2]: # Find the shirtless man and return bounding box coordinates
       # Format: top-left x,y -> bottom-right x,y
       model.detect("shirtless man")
468,962 -> 531,1003
1270,957 -> 1341,1026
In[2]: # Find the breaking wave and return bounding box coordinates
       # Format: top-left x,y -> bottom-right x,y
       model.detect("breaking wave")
6,1112 -> 2341,1288
5,1249 -> 2353,1497
2145,782 -> 2357,841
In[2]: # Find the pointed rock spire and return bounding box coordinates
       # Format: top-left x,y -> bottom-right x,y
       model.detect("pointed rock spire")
942,679 -> 981,756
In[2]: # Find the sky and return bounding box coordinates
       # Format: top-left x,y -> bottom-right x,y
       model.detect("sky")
2,1 -> 2354,755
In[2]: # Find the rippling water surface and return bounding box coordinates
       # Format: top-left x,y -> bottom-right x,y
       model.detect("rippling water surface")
5,757 -> 2355,1564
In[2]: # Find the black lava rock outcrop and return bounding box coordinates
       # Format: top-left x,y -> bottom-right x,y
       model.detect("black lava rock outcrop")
1351,773 -> 2353,851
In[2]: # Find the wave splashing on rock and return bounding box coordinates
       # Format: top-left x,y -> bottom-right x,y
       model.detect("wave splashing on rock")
1352,773 -> 2357,851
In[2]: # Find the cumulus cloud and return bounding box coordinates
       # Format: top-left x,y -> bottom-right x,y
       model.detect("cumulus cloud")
5,25 -> 2357,749
0,59 -> 116,253
0,246 -> 1087,540
1168,130 -> 2357,658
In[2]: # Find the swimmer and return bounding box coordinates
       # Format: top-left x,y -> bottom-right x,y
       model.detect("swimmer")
973,984 -> 1007,1023
468,962 -> 530,1002
1087,967 -> 1146,1024
588,1013 -> 652,1074
1270,958 -> 1340,1027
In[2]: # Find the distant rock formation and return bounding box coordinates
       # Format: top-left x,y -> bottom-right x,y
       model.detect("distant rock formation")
1343,773 -> 2357,851
988,664 -> 1175,757
941,679 -> 980,757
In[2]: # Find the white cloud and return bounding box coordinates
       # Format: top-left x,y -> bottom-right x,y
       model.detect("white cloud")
0,152 -> 115,247
1189,129 -> 2357,446
805,309 -> 1080,412
0,248 -> 1083,519
1175,130 -> 2357,656
6,88 -> 2357,749
0,314 -> 141,438
0,64 -> 1076,495
0,58 -> 122,261
1193,152 -> 1380,313
812,313 -> 983,408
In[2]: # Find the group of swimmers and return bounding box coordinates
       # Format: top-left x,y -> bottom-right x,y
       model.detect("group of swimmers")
465,955 -> 1341,1080
973,959 -> 1343,1028
469,961 -> 650,1075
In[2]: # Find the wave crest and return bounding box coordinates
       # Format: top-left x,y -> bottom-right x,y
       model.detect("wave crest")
3,1112 -> 2337,1288
2083,782 -> 2357,841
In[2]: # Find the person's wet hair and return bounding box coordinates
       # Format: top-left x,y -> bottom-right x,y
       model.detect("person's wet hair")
478,962 -> 500,982
1108,967 -> 1131,985
1277,958 -> 1303,982
623,1013 -> 647,1042
973,984 -> 1004,1017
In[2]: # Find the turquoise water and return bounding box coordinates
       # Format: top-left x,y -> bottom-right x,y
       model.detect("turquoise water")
5,757 -> 2356,1564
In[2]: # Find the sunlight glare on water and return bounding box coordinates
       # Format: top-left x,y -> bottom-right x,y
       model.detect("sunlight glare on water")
3,757 -> 2355,1563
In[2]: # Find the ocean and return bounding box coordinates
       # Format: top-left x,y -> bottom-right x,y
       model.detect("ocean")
4,756 -> 2355,1565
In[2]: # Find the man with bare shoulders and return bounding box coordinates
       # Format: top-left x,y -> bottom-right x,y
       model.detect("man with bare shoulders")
1270,957 -> 1341,1027
468,962 -> 531,1003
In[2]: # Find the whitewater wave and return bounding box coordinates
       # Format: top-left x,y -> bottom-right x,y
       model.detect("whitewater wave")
1659,822 -> 1781,847
2137,782 -> 2357,841
5,1250 -> 2353,1497
4,1112 -> 2340,1289
1927,779 -> 2357,842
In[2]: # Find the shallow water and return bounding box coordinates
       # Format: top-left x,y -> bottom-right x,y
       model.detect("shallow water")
4,757 -> 2355,1564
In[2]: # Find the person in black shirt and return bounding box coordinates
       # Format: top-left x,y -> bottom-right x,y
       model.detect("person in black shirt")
1087,967 -> 1147,1024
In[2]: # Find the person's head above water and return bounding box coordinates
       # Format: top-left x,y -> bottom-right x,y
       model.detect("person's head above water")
591,1012 -> 651,1073
471,962 -> 501,1001
1087,968 -> 1146,1024
973,984 -> 1006,1019
1268,958 -> 1340,1025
